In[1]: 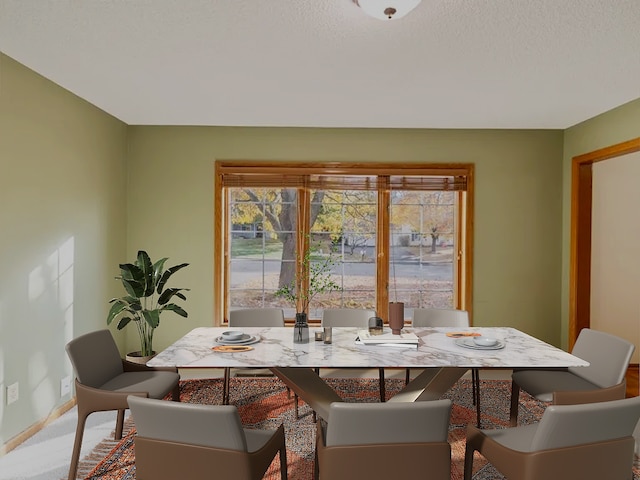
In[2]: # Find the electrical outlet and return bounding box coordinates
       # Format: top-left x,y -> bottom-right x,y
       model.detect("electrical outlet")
60,376 -> 71,397
7,382 -> 19,405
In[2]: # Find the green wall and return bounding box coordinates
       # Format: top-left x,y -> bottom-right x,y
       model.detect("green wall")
560,98 -> 640,348
125,127 -> 565,353
0,54 -> 128,445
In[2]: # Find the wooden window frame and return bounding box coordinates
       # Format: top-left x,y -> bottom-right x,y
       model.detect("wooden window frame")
214,161 -> 475,325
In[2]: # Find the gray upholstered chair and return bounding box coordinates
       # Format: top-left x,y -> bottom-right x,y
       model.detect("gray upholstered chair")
316,400 -> 452,480
464,396 -> 640,480
510,328 -> 634,426
321,308 -> 386,401
65,329 -> 180,480
128,395 -> 287,480
225,308 -> 291,406
410,308 -> 481,425
412,307 -> 469,328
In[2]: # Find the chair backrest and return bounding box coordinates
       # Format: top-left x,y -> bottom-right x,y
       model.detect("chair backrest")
568,328 -> 635,387
128,395 -> 248,451
229,308 -> 284,327
530,395 -> 640,451
325,400 -> 452,446
65,329 -> 124,388
412,308 -> 469,328
322,308 -> 377,328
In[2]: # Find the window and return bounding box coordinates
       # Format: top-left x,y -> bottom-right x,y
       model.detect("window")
214,162 -> 474,324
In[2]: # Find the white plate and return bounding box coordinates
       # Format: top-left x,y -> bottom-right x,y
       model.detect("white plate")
455,337 -> 505,350
215,335 -> 260,346
217,333 -> 252,343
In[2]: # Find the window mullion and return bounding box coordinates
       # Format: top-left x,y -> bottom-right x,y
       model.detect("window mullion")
377,187 -> 390,322
297,187 -> 311,317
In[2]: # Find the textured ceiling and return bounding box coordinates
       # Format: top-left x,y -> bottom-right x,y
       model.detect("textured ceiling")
1,0 -> 639,128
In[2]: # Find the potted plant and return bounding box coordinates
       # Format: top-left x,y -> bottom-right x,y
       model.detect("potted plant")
275,237 -> 341,342
107,250 -> 189,361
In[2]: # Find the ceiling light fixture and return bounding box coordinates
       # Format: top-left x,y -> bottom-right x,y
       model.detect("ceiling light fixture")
353,0 -> 422,20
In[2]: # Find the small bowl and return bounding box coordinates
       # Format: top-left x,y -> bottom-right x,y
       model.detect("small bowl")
473,336 -> 498,347
222,330 -> 245,341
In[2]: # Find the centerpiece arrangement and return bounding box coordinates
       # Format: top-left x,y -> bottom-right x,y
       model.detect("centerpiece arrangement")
275,237 -> 341,343
107,250 -> 189,361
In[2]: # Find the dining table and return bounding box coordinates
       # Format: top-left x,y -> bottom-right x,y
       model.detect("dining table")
148,326 -> 588,424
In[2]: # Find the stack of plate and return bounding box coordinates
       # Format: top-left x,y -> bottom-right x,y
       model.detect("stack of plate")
215,332 -> 260,346
455,337 -> 505,350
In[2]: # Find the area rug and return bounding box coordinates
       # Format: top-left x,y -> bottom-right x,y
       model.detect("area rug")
79,377 -> 640,480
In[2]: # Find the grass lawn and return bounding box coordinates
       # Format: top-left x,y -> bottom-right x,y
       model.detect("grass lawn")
230,238 -> 283,259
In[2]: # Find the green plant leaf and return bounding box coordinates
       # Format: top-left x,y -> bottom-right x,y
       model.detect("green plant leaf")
158,287 -> 190,306
136,250 -> 155,297
142,309 -> 161,329
107,301 -> 127,325
157,263 -> 189,294
163,304 -> 188,317
117,316 -> 133,330
152,257 -> 168,287
119,263 -> 146,297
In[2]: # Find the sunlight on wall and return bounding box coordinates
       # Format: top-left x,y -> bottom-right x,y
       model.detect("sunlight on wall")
25,237 -> 76,419
27,265 -> 46,302
58,237 -> 75,347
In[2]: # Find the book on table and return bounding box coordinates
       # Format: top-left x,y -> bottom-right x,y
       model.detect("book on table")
355,329 -> 419,348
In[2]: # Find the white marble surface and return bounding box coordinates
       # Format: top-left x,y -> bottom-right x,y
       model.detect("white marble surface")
147,326 -> 589,369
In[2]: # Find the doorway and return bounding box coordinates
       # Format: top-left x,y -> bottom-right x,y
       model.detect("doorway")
569,137 -> 640,346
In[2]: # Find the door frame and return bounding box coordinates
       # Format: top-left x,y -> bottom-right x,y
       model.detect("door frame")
569,137 -> 640,349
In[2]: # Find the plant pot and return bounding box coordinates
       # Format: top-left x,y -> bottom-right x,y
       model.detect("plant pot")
125,351 -> 157,365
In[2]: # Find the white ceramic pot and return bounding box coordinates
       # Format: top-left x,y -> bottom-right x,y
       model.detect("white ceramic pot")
125,351 -> 157,364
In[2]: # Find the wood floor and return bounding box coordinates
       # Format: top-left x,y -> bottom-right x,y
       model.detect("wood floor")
627,364 -> 639,397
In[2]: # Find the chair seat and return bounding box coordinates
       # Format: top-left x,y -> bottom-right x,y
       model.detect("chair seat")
101,371 -> 180,398
512,370 -> 598,402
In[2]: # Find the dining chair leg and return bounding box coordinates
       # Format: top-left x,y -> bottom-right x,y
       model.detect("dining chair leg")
223,367 -> 231,405
279,428 -> 288,480
405,368 -> 410,385
379,367 -> 386,402
67,410 -> 89,480
471,369 -> 477,406
473,368 -> 481,427
115,409 -> 125,440
463,441 -> 476,480
509,380 -> 521,426
314,437 -> 320,480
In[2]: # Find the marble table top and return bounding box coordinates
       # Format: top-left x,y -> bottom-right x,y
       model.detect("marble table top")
147,326 -> 589,369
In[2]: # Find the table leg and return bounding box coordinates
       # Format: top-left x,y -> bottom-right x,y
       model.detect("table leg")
270,367 -> 343,422
389,367 -> 467,403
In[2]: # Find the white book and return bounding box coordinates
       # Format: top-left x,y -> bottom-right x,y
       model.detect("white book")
356,329 -> 419,345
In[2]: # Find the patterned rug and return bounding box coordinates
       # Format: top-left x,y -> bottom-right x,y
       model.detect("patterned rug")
79,377 -> 640,480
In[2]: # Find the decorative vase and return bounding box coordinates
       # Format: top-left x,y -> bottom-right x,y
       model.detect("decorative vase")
293,312 -> 310,344
125,351 -> 157,365
388,302 -> 405,335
